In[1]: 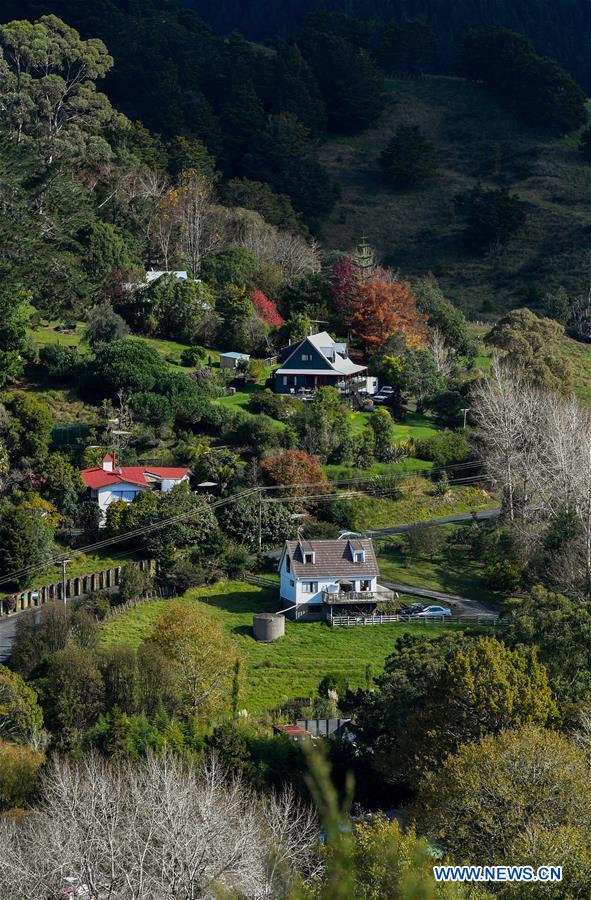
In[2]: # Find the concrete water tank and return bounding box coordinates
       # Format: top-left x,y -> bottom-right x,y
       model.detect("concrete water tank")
253,613 -> 285,642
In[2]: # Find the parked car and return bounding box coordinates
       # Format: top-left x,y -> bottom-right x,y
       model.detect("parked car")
413,605 -> 452,618
399,603 -> 425,616
380,386 -> 394,395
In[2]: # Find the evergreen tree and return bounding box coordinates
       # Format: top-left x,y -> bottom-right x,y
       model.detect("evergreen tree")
376,20 -> 439,75
274,44 -> 327,137
300,29 -> 385,133
456,184 -> 527,254
380,126 -> 437,188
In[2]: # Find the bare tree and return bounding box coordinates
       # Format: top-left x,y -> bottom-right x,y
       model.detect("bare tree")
0,753 -> 319,899
150,188 -> 180,270
176,171 -> 222,277
429,327 -> 454,377
472,360 -> 546,521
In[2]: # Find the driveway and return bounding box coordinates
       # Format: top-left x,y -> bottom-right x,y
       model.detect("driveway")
381,580 -> 499,619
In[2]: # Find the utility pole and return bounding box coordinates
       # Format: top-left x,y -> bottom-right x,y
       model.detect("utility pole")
461,407 -> 470,429
60,557 -> 70,605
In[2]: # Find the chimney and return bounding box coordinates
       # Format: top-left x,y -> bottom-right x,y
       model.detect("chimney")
102,453 -> 114,473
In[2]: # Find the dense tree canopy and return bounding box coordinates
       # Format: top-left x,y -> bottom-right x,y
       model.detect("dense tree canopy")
485,308 -> 573,393
417,726 -> 591,862
0,15 -> 119,164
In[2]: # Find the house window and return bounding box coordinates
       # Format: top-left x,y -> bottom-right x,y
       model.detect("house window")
301,354 -> 311,361
286,555 -> 291,573
302,582 -> 318,593
283,376 -> 288,386
290,579 -> 295,587
361,580 -> 371,592
354,551 -> 365,563
304,552 -> 315,564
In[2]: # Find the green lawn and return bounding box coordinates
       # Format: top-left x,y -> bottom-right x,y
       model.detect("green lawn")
326,411 -> 440,478
100,580 -> 464,713
349,409 -> 440,441
375,528 -> 503,604
215,384 -> 259,411
28,323 -> 86,349
330,478 -> 496,531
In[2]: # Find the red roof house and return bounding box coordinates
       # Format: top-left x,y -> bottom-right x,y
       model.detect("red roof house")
80,454 -> 190,522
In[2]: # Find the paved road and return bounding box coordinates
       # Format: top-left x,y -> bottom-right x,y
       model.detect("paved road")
381,581 -> 498,618
0,510 -> 502,662
0,615 -> 19,663
0,608 -> 40,663
366,507 -> 500,537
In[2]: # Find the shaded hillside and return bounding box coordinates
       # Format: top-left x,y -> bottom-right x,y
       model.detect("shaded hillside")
318,76 -> 591,315
186,0 -> 591,92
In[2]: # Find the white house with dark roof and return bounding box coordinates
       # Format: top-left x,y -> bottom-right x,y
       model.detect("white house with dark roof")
274,332 -> 371,396
279,538 -> 391,620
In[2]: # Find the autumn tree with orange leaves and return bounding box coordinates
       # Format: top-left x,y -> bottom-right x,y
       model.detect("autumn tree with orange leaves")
350,269 -> 427,351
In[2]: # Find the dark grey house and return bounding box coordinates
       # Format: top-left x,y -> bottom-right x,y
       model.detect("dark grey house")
274,331 -> 368,395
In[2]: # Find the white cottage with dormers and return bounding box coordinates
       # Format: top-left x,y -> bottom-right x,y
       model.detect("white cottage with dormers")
279,538 -> 388,620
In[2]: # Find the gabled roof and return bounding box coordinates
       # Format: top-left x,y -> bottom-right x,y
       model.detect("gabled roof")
277,332 -> 367,377
146,270 -> 188,283
284,539 -> 378,579
80,466 -> 190,490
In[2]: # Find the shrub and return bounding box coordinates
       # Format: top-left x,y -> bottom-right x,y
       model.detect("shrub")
84,304 -> 129,346
180,346 -> 206,367
248,390 -> 298,421
118,563 -> 154,604
0,741 -> 44,810
88,339 -> 167,396
415,430 -> 471,467
484,559 -> 522,591
236,415 -> 284,453
130,392 -> 174,428
39,344 -> 79,379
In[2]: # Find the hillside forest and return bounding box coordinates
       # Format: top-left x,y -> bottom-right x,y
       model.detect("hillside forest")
2,3 -> 591,898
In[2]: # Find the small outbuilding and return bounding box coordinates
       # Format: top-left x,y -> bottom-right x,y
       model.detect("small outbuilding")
219,351 -> 251,371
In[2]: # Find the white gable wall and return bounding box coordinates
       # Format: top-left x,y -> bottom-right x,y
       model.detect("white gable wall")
279,552 -> 377,609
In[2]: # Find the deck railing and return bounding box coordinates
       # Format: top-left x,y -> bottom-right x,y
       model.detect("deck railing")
322,590 -> 393,605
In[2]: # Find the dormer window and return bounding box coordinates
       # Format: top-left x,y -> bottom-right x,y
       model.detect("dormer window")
304,552 -> 315,564
354,551 -> 365,563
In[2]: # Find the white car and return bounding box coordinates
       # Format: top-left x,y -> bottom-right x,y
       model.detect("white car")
412,605 -> 452,618
380,386 -> 394,394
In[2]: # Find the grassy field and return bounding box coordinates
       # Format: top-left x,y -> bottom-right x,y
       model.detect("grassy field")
318,76 -> 591,315
27,323 -> 220,370
375,527 -> 502,604
100,580 -> 465,713
330,477 -> 495,531
28,323 -> 87,349
348,409 -> 439,439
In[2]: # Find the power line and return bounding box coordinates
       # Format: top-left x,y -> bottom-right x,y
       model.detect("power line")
0,464 -> 489,589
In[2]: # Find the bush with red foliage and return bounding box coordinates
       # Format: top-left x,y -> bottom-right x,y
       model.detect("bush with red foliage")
250,290 -> 284,328
260,450 -> 330,499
